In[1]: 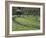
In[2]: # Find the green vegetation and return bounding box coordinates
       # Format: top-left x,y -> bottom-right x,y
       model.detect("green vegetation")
12,7 -> 40,31
12,15 -> 40,31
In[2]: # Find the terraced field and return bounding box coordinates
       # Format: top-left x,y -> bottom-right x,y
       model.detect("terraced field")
12,15 -> 40,31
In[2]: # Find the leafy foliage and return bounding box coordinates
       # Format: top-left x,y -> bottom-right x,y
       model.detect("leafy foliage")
12,7 -> 40,31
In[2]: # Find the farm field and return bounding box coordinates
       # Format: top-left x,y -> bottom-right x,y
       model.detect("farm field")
12,15 -> 40,31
